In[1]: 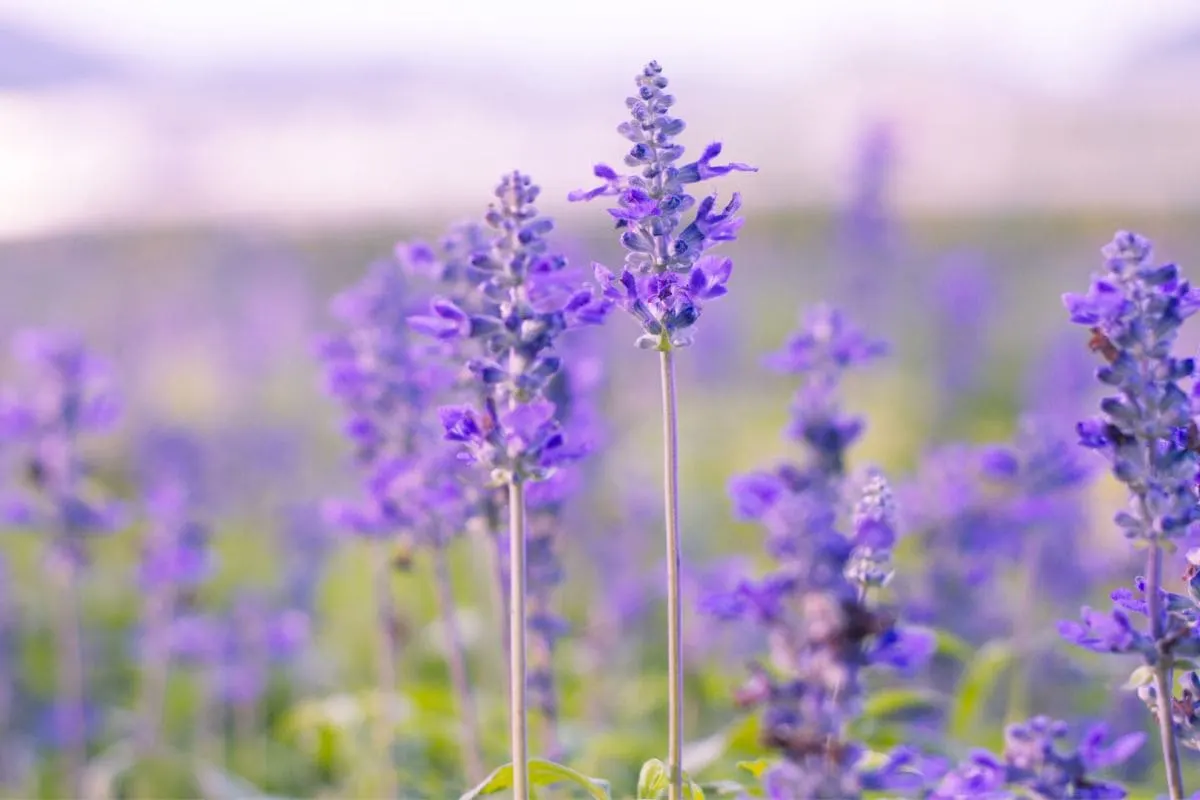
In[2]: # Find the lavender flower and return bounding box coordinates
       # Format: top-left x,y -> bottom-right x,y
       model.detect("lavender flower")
1060,230 -> 1200,798
570,60 -> 755,349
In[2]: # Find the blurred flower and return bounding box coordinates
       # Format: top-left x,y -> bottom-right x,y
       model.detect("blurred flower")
0,330 -> 122,565
929,717 -> 1142,799
702,307 -> 932,798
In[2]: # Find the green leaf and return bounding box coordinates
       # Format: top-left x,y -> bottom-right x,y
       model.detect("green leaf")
932,628 -> 974,663
948,639 -> 1015,742
736,759 -> 770,779
860,687 -> 945,719
1123,664 -> 1157,691
637,758 -> 669,799
1175,659 -> 1199,673
459,759 -> 611,800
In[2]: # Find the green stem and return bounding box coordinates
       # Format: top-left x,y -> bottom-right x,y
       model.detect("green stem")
659,348 -> 684,800
508,480 -> 529,799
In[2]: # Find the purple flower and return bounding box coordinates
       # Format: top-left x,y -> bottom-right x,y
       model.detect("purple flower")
0,331 -> 122,565
570,60 -> 755,348
1057,607 -> 1151,656
1062,231 -> 1200,542
930,718 -> 1141,799
415,172 -> 604,485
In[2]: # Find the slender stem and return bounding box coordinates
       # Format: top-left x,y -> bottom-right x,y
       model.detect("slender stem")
372,542 -> 399,800
507,480 -> 529,800
136,588 -> 174,755
432,545 -> 485,783
1146,541 -> 1185,800
50,556 -> 86,797
659,349 -> 684,800
133,586 -> 175,800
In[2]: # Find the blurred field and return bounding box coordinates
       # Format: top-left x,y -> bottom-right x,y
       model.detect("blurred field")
0,207 -> 1198,797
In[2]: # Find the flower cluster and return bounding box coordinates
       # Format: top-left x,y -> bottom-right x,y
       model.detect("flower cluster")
570,60 -> 756,348
902,420 -> 1094,639
0,330 -> 122,565
702,307 -> 933,798
929,717 -> 1143,799
319,256 -> 462,539
1064,231 -> 1200,541
415,171 -> 609,483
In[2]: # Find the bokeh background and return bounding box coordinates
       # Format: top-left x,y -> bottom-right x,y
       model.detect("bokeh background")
5,1 -> 1200,797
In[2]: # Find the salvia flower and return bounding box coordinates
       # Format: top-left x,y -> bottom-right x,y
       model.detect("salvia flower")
895,415 -> 1097,650
767,305 -> 887,485
703,307 -> 934,798
1062,231 -> 1200,541
415,171 -> 608,484
570,60 -> 756,348
929,717 -> 1143,799
319,257 -> 462,539
845,468 -> 898,594
0,330 -> 122,565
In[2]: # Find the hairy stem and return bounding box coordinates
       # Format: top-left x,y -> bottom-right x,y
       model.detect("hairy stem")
432,545 -> 485,783
659,349 -> 684,800
1146,541 -> 1185,800
507,480 -> 529,799
372,542 -> 399,800
51,556 -> 85,797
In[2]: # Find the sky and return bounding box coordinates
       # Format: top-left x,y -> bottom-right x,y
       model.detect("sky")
4,1 -> 1200,237
4,0 -> 1199,91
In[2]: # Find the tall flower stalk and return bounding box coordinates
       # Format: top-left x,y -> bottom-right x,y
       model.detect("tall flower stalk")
413,171 -> 608,796
132,430 -> 211,765
0,331 -> 120,798
320,256 -> 472,795
570,59 -> 755,798
1059,231 -> 1200,799
702,306 -> 935,798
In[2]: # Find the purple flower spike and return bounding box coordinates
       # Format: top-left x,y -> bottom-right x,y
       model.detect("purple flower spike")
570,60 -> 755,348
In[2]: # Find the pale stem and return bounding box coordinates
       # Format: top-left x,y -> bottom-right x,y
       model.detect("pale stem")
507,480 -> 530,800
1146,540 -> 1185,800
659,349 -> 684,800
